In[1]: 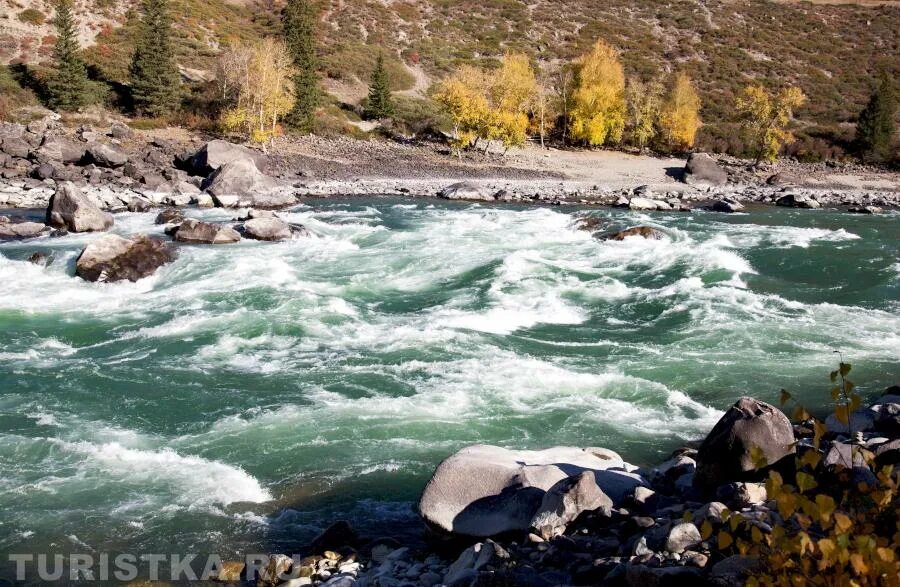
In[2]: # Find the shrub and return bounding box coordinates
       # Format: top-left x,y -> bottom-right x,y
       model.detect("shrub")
18,9 -> 45,26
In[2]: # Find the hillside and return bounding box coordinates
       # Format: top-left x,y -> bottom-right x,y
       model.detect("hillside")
1,0 -> 898,149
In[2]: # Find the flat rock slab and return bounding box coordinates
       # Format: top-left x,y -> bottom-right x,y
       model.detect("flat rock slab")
419,444 -> 645,537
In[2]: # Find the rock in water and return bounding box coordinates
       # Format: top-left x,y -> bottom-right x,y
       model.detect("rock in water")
602,226 -> 665,241
46,182 -> 114,232
203,159 -> 293,209
172,218 -> 241,244
628,197 -> 662,211
693,397 -> 795,490
418,444 -> 645,537
530,471 -> 613,540
186,139 -> 269,176
0,221 -> 49,240
155,208 -> 184,225
239,217 -> 293,241
438,182 -> 496,201
75,234 -> 176,282
86,143 -> 128,168
711,197 -> 745,213
776,191 -> 820,209
683,153 -> 727,187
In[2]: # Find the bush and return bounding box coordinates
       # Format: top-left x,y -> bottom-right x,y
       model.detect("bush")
17,9 -> 45,26
389,94 -> 450,137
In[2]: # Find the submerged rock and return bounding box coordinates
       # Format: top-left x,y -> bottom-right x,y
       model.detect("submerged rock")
155,208 -> 185,225
172,218 -> 241,244
418,444 -> 644,537
776,191 -> 820,209
602,226 -> 665,241
694,397 -> 795,490
0,221 -> 49,239
75,233 -> 176,282
46,182 -> 113,232
711,197 -> 745,213
438,182 -> 495,202
239,217 -> 294,241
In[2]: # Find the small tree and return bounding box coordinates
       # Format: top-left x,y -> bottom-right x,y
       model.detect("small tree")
45,0 -> 90,112
365,53 -> 394,120
658,72 -> 701,151
283,0 -> 320,132
625,77 -> 663,151
129,0 -> 181,117
486,52 -> 537,153
569,39 -> 626,147
856,74 -> 896,163
220,38 -> 294,148
530,62 -> 558,149
736,83 -> 806,164
434,66 -> 490,157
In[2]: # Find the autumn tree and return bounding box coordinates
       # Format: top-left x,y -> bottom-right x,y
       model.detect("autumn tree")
129,0 -> 181,116
434,66 -> 490,157
283,0 -> 319,132
736,83 -> 807,164
856,74 -> 896,163
658,72 -> 701,151
530,62 -> 558,149
624,77 -> 662,151
220,38 -> 294,147
569,40 -> 626,146
366,53 -> 394,120
46,0 -> 90,111
486,52 -> 537,152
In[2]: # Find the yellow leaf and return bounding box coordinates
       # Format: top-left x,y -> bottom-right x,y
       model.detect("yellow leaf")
834,405 -> 850,426
730,513 -> 743,532
839,362 -> 851,377
796,471 -> 818,493
813,420 -> 828,449
749,445 -> 767,470
818,538 -> 837,568
780,389 -> 792,406
751,525 -> 763,543
849,554 -> 868,576
834,512 -> 852,533
876,547 -> 895,562
800,450 -> 822,470
718,530 -> 733,550
701,520 -> 713,541
792,405 -> 811,422
816,494 -> 835,525
849,393 -> 861,412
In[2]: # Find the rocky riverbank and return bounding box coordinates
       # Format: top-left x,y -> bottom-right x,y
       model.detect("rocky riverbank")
201,388 -> 899,587
1,118 -> 899,216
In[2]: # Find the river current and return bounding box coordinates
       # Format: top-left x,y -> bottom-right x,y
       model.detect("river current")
1,198 -> 898,558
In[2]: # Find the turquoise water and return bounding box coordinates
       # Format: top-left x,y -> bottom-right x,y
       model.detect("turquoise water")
0,199 -> 898,558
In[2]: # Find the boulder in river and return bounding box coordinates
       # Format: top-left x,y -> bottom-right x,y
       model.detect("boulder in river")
683,153 -> 728,187
186,139 -> 269,176
693,397 -> 795,491
238,217 -> 294,241
172,218 -> 241,244
628,197 -> 665,211
418,444 -> 645,537
75,233 -> 177,282
438,182 -> 496,202
711,197 -> 744,213
848,206 -> 882,214
155,208 -> 185,225
203,158 -> 292,209
0,221 -> 50,240
46,182 -> 113,232
530,470 -> 613,540
776,191 -> 820,209
601,226 -> 665,241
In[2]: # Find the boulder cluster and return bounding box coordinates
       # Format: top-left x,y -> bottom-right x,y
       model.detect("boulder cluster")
237,390 -> 898,587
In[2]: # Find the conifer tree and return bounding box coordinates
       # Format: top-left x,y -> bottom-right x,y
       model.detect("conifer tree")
283,0 -> 320,132
46,0 -> 90,112
129,0 -> 180,117
856,74 -> 896,163
366,53 -> 394,120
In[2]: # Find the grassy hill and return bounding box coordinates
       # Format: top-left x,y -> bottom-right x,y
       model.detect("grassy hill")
1,0 -> 898,155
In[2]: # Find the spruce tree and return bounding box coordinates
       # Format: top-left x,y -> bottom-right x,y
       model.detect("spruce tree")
856,75 -> 897,163
46,0 -> 90,112
129,0 -> 181,117
283,0 -> 320,132
366,52 -> 394,120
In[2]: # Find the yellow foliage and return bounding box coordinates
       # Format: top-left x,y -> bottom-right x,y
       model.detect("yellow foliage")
658,72 -> 701,151
624,77 -> 662,150
736,83 -> 806,163
569,39 -> 626,146
434,65 -> 491,153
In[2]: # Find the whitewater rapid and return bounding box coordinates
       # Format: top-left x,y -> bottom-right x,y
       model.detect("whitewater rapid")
0,199 -> 898,555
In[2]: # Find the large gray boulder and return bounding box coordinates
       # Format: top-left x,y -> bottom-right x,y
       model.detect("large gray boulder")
239,217 -> 293,241
86,143 -> 128,168
530,471 -> 613,540
683,153 -> 727,187
1,137 -> 30,159
438,182 -> 496,202
694,397 -> 795,491
75,233 -> 177,282
172,218 -> 241,244
602,226 -> 666,241
203,159 -> 292,209
776,191 -> 820,209
186,140 -> 268,176
418,445 -> 645,537
46,182 -> 113,232
34,137 -> 86,164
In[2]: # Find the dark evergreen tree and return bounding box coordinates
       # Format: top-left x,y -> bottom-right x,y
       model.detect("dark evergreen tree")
283,0 -> 320,132
46,0 -> 90,111
856,74 -> 897,163
365,52 -> 394,120
129,0 -> 181,117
